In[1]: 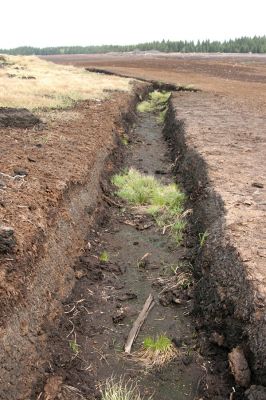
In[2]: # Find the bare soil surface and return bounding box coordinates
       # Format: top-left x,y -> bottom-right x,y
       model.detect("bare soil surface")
166,90 -> 266,383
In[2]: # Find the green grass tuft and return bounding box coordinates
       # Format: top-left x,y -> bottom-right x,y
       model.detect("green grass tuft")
137,90 -> 170,115
143,335 -> 172,352
135,334 -> 177,368
99,251 -> 109,262
112,169 -> 186,243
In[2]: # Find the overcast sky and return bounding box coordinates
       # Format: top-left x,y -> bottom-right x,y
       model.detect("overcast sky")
1,0 -> 265,48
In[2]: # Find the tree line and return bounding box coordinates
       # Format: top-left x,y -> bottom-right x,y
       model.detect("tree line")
1,36 -> 266,55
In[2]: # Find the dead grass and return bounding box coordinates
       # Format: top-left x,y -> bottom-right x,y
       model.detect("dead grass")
0,54 -> 130,110
100,377 -> 152,400
134,335 -> 177,369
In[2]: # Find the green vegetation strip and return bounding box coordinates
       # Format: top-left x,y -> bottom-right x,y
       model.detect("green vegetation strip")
2,36 -> 266,55
112,168 -> 186,243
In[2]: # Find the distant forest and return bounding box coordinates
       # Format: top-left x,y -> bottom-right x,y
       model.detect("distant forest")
1,36 -> 266,55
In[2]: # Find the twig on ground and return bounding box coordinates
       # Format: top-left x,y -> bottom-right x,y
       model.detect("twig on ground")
125,293 -> 155,354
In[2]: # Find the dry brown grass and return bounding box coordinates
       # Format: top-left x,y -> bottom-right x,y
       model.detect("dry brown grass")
0,55 -> 131,110
133,335 -> 178,370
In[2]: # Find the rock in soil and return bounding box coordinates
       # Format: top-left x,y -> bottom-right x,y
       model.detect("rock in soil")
228,346 -> 251,388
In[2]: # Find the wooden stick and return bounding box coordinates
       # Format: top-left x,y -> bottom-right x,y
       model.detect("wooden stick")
124,293 -> 155,354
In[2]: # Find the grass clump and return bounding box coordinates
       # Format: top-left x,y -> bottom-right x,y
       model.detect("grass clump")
99,251 -> 109,263
143,335 -> 172,352
135,335 -> 177,368
112,168 -> 186,243
100,377 -> 151,400
137,90 -> 170,117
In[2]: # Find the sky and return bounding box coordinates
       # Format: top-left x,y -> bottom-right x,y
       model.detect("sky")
1,0 -> 266,48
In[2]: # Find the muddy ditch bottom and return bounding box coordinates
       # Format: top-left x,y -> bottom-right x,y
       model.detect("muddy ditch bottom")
38,113 -> 231,400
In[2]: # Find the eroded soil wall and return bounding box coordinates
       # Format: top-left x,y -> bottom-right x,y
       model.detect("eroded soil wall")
163,95 -> 266,385
0,83 -> 150,400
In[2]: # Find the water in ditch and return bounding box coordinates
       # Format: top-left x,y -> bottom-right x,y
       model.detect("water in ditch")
40,109 -> 230,400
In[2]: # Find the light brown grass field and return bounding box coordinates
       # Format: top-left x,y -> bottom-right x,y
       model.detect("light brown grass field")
0,55 -> 130,110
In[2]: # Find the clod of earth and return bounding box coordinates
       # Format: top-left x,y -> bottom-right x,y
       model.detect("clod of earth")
13,168 -> 28,176
0,107 -> 41,128
228,346 -> 251,388
43,375 -> 63,400
0,226 -> 16,253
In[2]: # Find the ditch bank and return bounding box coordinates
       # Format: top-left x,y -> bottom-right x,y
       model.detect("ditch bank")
163,93 -> 266,392
0,82 -> 150,400
85,67 -> 198,93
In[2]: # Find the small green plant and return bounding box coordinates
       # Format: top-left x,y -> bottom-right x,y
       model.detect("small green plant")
112,168 -> 186,244
135,335 -> 177,368
69,338 -> 80,355
100,377 -> 150,400
121,135 -> 129,145
199,231 -> 209,247
99,251 -> 109,262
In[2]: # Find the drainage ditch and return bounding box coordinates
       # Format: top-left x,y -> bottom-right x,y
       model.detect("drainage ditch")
32,89 -> 245,400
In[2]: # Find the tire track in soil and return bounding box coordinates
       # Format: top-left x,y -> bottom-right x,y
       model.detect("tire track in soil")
37,112 -> 233,400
